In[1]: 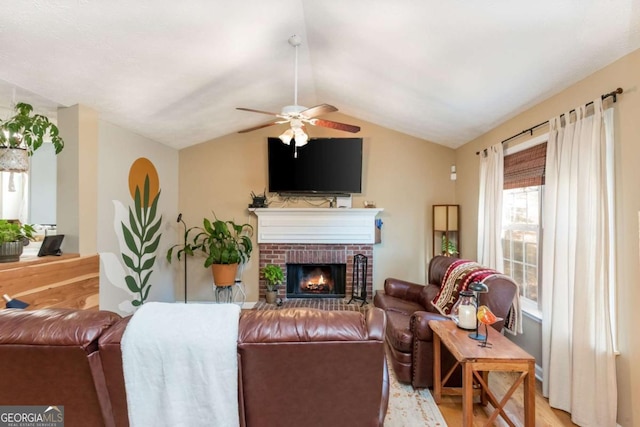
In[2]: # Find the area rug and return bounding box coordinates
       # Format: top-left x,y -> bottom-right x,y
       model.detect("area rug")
384,360 -> 447,426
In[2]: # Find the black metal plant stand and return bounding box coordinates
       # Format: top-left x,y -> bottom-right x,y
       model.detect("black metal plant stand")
348,254 -> 368,307
177,213 -> 188,303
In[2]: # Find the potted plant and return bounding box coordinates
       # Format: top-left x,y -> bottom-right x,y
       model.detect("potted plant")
261,264 -> 284,304
0,220 -> 36,263
441,234 -> 459,257
0,103 -> 65,172
167,214 -> 253,287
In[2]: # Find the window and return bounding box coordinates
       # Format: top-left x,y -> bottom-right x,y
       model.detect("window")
502,135 -> 547,318
502,186 -> 542,313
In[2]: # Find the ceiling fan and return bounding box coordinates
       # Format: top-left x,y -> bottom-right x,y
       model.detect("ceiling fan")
236,35 -> 360,157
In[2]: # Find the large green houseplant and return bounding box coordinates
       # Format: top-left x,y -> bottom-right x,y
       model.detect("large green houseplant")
0,220 -> 35,263
167,215 -> 253,286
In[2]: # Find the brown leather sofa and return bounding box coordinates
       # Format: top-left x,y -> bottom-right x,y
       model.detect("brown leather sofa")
0,308 -> 121,427
373,255 -> 518,388
0,306 -> 388,427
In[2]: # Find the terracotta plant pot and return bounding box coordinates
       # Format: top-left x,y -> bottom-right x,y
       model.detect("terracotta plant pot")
265,290 -> 277,304
211,263 -> 238,287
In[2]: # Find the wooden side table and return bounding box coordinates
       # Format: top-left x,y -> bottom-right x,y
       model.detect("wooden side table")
429,320 -> 536,427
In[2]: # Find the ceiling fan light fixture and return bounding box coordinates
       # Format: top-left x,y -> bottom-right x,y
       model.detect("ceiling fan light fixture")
294,128 -> 308,147
279,128 -> 294,145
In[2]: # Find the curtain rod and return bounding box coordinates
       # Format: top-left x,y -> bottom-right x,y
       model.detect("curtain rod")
475,87 -> 623,155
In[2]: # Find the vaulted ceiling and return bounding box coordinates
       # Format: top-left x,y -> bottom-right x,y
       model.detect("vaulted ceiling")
1,1 -> 639,149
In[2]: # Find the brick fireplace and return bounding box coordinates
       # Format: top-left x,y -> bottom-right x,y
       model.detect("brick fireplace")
251,208 -> 383,302
258,243 -> 373,300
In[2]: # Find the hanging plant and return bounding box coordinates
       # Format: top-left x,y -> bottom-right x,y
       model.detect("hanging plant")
0,102 -> 64,155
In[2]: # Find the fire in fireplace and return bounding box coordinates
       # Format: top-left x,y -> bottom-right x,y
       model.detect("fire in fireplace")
301,267 -> 332,293
287,263 -> 346,298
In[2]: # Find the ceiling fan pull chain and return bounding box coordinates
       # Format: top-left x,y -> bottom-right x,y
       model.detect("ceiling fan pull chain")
293,39 -> 298,106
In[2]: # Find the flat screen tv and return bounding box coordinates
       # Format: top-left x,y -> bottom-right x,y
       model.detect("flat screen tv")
268,137 -> 363,195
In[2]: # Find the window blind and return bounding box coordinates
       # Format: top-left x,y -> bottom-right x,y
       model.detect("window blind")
503,142 -> 547,189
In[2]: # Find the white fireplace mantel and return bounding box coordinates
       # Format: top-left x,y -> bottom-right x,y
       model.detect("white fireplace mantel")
250,208 -> 383,244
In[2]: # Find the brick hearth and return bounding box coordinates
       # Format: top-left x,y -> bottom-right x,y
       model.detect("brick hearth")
258,244 -> 373,301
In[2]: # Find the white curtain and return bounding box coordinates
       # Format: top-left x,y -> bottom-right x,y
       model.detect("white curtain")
477,143 -> 504,271
541,98 -> 617,426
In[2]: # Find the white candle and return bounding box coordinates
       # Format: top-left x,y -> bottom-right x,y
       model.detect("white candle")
458,304 -> 477,330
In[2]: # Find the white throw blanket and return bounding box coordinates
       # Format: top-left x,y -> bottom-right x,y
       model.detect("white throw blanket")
122,302 -> 241,427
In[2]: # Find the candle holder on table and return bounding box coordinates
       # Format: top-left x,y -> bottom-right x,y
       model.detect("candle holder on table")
467,281 -> 489,341
451,291 -> 477,331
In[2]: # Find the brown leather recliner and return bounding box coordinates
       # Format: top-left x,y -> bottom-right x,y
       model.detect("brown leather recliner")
373,256 -> 518,388
0,308 -> 122,427
237,308 -> 389,427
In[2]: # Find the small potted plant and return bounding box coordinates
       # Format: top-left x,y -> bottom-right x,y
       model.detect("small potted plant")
0,220 -> 36,263
0,103 -> 65,172
261,264 -> 284,304
167,214 -> 253,286
441,234 -> 459,257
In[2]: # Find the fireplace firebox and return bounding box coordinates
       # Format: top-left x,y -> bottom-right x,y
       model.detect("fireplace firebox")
287,264 -> 346,298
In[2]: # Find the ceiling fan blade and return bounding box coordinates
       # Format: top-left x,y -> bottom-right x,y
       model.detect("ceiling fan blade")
310,118 -> 361,133
300,104 -> 338,118
236,107 -> 280,117
237,121 -> 279,133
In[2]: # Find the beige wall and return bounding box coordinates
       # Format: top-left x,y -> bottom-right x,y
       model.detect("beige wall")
455,48 -> 640,426
57,104 -> 99,254
178,113 -> 456,302
56,105 -> 180,315
97,120 -> 179,315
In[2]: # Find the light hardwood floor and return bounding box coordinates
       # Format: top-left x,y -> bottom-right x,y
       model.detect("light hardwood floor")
438,371 -> 577,426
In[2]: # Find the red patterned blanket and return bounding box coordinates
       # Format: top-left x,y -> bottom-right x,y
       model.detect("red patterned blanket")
431,259 -> 521,335
431,259 -> 499,315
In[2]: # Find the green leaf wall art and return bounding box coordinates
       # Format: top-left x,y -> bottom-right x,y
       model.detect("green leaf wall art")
121,158 -> 163,307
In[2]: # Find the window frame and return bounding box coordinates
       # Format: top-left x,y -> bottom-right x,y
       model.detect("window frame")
502,133 -> 548,320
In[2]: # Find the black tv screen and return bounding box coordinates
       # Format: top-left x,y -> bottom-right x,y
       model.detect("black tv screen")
268,137 -> 363,195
